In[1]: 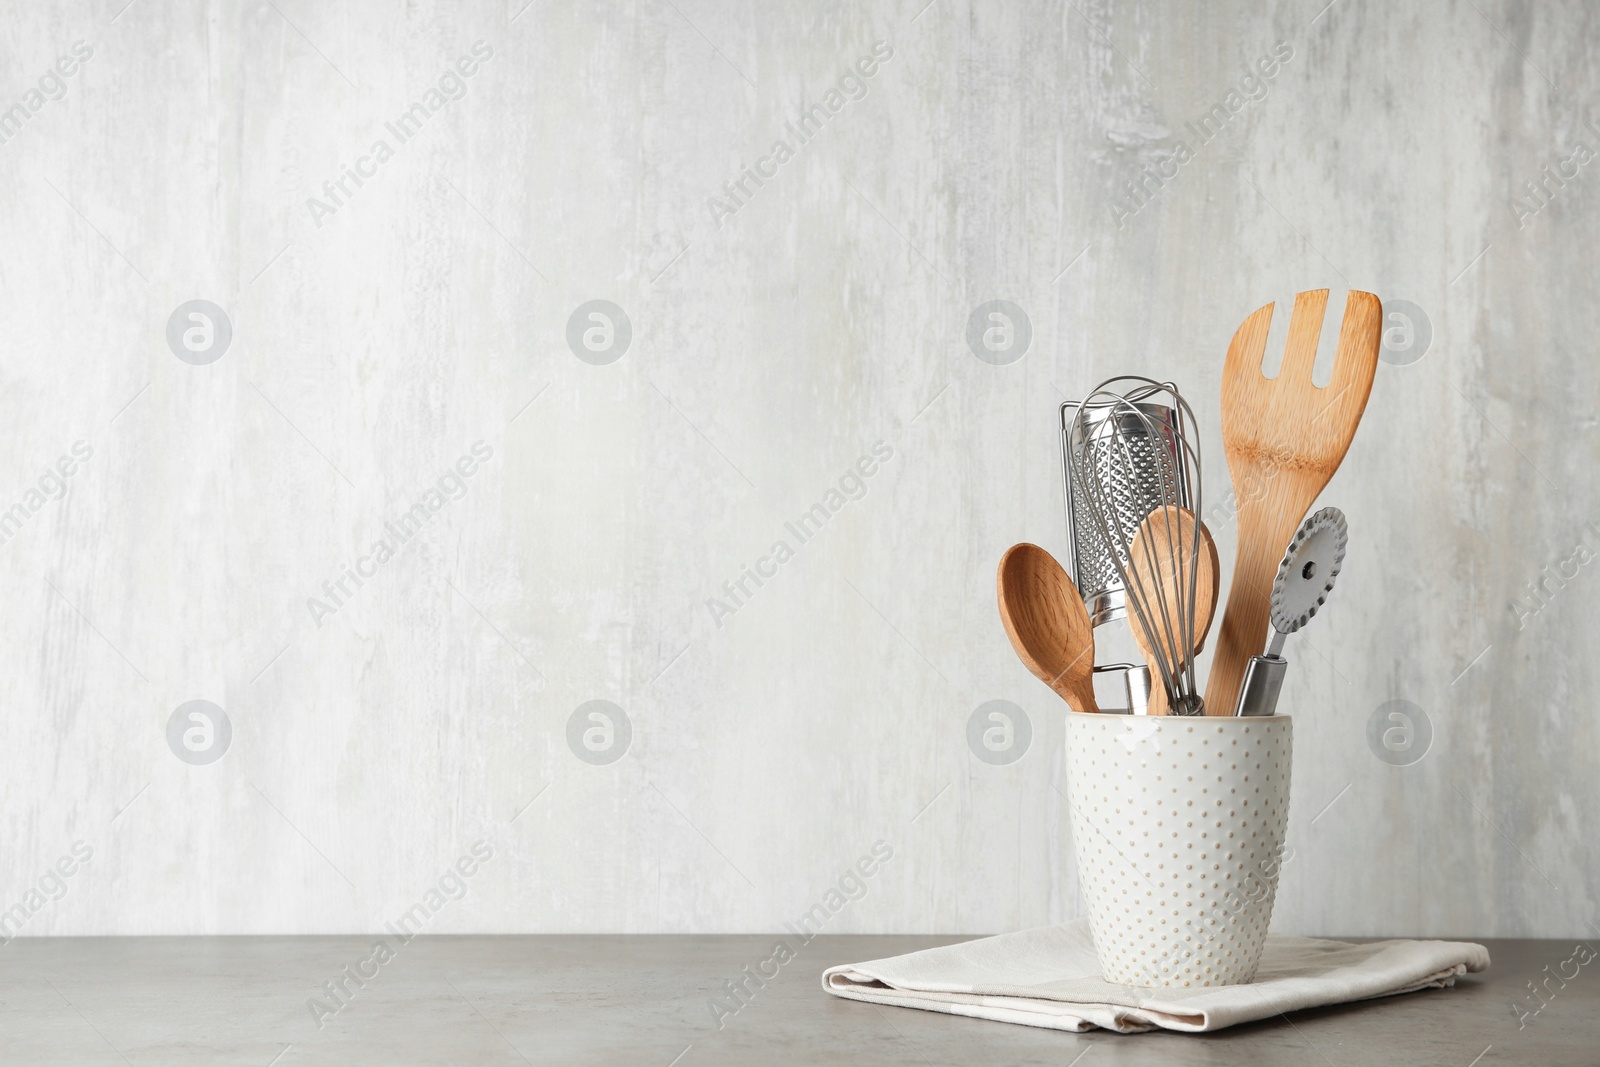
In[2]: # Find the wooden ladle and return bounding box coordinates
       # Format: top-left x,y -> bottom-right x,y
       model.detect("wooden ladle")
996,543 -> 1099,714
1126,507 -> 1219,715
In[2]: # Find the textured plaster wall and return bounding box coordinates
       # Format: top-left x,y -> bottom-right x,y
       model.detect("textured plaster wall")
0,0 -> 1594,937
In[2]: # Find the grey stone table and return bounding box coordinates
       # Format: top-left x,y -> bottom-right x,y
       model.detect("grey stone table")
0,935 -> 1590,1065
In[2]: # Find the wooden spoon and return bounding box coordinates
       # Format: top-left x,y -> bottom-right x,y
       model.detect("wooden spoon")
1203,289 -> 1381,715
1127,508 -> 1219,715
996,544 -> 1099,714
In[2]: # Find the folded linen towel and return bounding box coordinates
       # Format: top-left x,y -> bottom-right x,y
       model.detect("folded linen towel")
822,919 -> 1489,1034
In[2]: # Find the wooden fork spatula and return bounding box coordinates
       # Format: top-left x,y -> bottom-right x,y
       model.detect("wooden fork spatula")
1203,289 -> 1382,716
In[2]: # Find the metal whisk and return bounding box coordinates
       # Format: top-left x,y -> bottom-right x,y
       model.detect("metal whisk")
1064,377 -> 1208,715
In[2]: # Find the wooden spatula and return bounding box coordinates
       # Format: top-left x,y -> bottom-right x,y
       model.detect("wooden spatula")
1203,289 -> 1382,715
996,543 -> 1099,714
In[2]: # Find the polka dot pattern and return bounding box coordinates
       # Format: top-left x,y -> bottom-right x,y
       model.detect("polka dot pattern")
1063,713 -> 1292,987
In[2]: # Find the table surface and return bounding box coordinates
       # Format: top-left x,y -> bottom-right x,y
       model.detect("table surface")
0,934 -> 1590,1065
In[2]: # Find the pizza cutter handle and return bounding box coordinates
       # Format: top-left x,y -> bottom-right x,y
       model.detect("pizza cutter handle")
1234,654 -> 1288,717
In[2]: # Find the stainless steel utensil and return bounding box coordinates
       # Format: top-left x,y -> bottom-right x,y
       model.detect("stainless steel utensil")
1065,378 -> 1209,715
1127,507 -> 1220,715
1059,390 -> 1197,628
1236,506 -> 1348,716
1092,663 -> 1151,714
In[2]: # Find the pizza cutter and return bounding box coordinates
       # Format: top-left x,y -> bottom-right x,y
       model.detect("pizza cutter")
1234,507 -> 1348,716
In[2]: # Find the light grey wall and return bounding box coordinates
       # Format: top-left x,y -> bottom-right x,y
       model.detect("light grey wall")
1,0 -> 1593,939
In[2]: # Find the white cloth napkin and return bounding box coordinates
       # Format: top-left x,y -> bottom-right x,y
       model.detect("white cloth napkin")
823,920 -> 1489,1033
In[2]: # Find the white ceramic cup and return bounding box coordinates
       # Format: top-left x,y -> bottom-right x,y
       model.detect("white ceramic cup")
1063,712 -> 1292,987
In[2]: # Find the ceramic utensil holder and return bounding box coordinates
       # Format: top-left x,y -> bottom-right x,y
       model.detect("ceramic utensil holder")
1064,712 -> 1292,987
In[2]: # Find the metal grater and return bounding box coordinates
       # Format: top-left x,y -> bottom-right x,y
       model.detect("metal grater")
1058,388 -> 1195,628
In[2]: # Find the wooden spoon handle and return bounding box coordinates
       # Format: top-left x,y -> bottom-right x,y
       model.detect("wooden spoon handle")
1051,652 -> 1099,716
1142,664 -> 1171,715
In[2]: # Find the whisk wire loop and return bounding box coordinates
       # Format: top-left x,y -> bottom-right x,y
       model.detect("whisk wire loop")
1065,377 -> 1206,714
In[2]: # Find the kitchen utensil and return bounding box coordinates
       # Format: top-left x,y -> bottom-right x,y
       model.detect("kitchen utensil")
1204,290 -> 1381,716
1236,507 -> 1348,716
997,543 -> 1099,714
1125,507 -> 1220,715
1092,663 -> 1151,713
1058,392 -> 1197,627
1065,378 -> 1208,714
